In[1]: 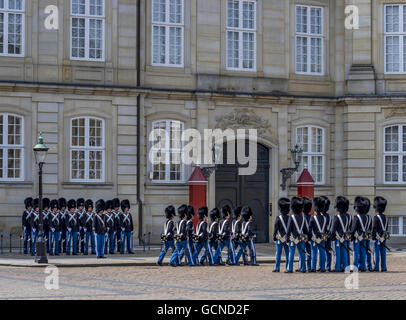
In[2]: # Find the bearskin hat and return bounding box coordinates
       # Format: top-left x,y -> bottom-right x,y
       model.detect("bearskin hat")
58,197 -> 67,209
241,206 -> 252,222
67,199 -> 76,210
77,198 -> 85,208
210,208 -> 220,221
278,197 -> 291,215
290,197 -> 304,215
33,198 -> 40,209
335,196 -> 349,214
96,199 -> 105,213
221,205 -> 232,218
313,197 -> 326,214
186,205 -> 195,220
354,196 -> 369,215
112,198 -> 120,209
106,200 -> 113,210
121,199 -> 130,212
177,204 -> 188,219
42,198 -> 50,209
234,206 -> 242,218
302,197 -> 313,215
85,199 -> 93,211
197,206 -> 208,220
320,196 -> 330,213
50,199 -> 59,210
374,196 -> 387,214
24,197 -> 33,209
165,205 -> 176,219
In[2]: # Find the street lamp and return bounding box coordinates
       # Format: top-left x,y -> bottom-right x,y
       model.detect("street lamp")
33,132 -> 49,264
201,143 -> 222,179
280,144 -> 303,191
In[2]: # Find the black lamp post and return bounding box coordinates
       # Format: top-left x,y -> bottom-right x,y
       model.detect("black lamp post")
33,132 -> 49,264
280,144 -> 303,191
201,143 -> 221,179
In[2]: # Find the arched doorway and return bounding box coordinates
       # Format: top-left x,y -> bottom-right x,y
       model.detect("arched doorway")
215,140 -> 270,242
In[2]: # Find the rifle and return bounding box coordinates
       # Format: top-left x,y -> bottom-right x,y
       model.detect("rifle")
359,240 -> 373,255
296,242 -> 311,257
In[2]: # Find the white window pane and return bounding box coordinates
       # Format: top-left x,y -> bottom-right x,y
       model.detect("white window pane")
311,156 -> 323,183
89,19 -> 103,59
310,37 -> 322,73
71,150 -> 85,180
296,37 -> 307,73
296,6 -> 307,33
310,8 -> 322,35
385,155 -> 399,182
7,148 -> 21,179
242,32 -> 254,69
227,31 -> 239,68
152,25 -> 166,64
242,1 -> 255,29
386,36 -> 400,72
169,0 -> 182,24
169,26 -> 182,65
227,0 -> 239,28
90,0 -> 103,16
388,217 -> 399,235
0,1 -> 4,9
385,126 -> 399,152
72,0 -> 86,15
71,18 -> 86,58
153,0 -> 166,23
0,114 -> 3,145
386,5 -> 400,33
7,13 -> 22,55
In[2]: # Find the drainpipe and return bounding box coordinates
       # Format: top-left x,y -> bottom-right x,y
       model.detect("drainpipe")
136,0 -> 143,244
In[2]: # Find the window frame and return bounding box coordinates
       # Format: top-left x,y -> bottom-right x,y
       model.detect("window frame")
69,116 -> 105,183
295,125 -> 325,185
225,0 -> 257,72
150,119 -> 185,184
0,113 -> 24,181
294,4 -> 324,76
384,4 -> 406,74
70,0 -> 105,62
387,216 -> 406,236
151,0 -> 185,68
0,0 -> 25,57
383,124 -> 406,184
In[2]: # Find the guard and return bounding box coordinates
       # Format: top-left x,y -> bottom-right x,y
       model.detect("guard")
214,205 -> 234,265
94,199 -> 107,259
320,196 -> 333,272
351,196 -> 370,272
112,198 -> 122,253
231,206 -> 243,265
185,205 -> 196,266
372,196 -> 389,272
158,205 -> 176,266
169,204 -> 188,266
309,197 -> 327,272
83,199 -> 96,255
22,197 -> 33,254
273,197 -> 290,272
120,199 -> 134,254
331,196 -> 351,272
58,198 -> 68,253
204,207 -> 219,266
192,206 -> 209,266
66,199 -> 79,255
48,199 -> 61,256
302,197 -> 313,271
42,198 -> 50,253
76,198 -> 85,253
105,200 -> 116,254
30,198 -> 40,256
286,197 -> 307,273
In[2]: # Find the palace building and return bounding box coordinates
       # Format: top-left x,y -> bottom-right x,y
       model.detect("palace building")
0,0 -> 406,244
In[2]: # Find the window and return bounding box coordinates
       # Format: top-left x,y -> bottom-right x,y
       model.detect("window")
226,0 -> 256,71
0,113 -> 24,181
295,5 -> 323,75
384,4 -> 406,73
383,125 -> 406,183
0,0 -> 25,56
296,126 -> 325,184
70,117 -> 105,182
150,120 -> 184,182
152,0 -> 184,67
388,216 -> 406,236
70,0 -> 105,61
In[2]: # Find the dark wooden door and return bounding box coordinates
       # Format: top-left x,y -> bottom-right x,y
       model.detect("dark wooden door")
215,141 -> 270,242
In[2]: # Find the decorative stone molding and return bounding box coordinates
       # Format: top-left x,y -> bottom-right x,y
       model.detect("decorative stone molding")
215,108 -> 270,137
385,107 -> 406,119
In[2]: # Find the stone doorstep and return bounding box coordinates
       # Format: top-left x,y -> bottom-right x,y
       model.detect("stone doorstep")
0,256 -> 296,268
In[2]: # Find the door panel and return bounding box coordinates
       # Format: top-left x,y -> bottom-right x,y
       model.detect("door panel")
215,141 -> 270,243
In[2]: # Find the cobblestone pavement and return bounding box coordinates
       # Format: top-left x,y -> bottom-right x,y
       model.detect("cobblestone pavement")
0,252 -> 405,300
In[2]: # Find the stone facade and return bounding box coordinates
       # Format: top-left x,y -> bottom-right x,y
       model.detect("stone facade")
1,0 -> 406,244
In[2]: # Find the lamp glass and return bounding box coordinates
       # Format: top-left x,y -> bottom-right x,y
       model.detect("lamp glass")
34,149 -> 48,164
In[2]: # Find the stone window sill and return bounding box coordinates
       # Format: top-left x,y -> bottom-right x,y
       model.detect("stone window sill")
0,181 -> 33,187
62,182 -> 114,189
